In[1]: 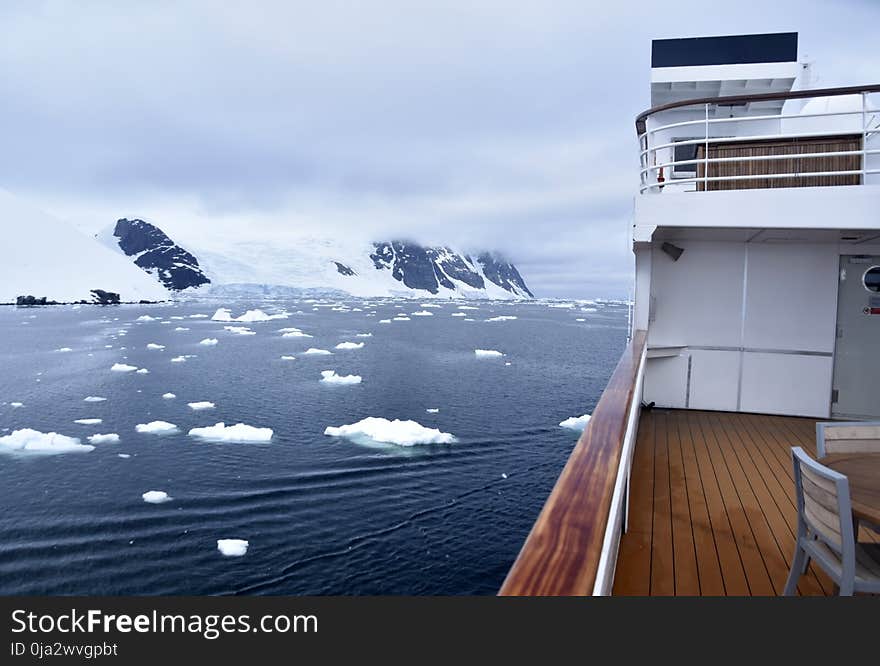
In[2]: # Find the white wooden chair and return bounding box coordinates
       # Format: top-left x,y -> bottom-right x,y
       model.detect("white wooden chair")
784,447 -> 880,596
816,421 -> 880,457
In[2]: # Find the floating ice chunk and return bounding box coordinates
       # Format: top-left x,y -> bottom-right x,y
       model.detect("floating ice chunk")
223,326 -> 256,336
88,433 -> 120,444
549,303 -> 575,309
199,338 -> 219,346
111,363 -> 138,372
411,311 -> 433,316
426,408 -> 439,414
55,347 -> 73,352
475,349 -> 504,357
118,453 -> 131,458
379,319 -> 392,324
505,362 -> 512,366
213,308 -> 286,322
10,402 -> 23,408
0,429 -> 94,454
188,401 -> 215,411
464,318 -> 476,322
320,370 -> 362,385
146,343 -> 165,350
450,312 -> 466,317
170,356 -> 187,363
74,418 -> 102,425
84,396 -> 106,402
335,341 -> 364,350
189,422 -> 273,443
137,315 -> 158,321
419,303 -> 442,309
486,316 -> 517,322
174,327 -> 190,331
211,308 -> 233,321
501,473 -> 508,479
135,421 -> 179,434
575,318 -> 586,322
393,316 -> 411,321
324,417 -> 455,446
136,368 -> 150,374
559,414 -> 592,431
217,539 -> 249,557
303,348 -> 332,355
189,314 -> 209,319
282,330 -> 313,338
277,327 -> 303,333
457,305 -> 479,310
581,307 -> 598,313
280,355 -> 297,360
142,490 -> 172,504
162,392 -> 176,399
355,333 -> 372,338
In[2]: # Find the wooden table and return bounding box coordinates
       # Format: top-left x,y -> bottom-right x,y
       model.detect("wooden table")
823,453 -> 880,525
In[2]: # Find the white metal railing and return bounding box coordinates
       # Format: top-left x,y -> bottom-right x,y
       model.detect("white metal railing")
637,87 -> 880,194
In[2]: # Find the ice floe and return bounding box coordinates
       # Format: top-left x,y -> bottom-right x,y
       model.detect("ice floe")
135,421 -> 179,434
335,341 -> 364,350
281,330 -> 313,338
393,316 -> 411,321
55,347 -> 73,352
450,312 -> 466,317
355,333 -> 372,338
0,429 -> 94,455
162,392 -> 176,399
199,338 -> 219,346
146,343 -> 165,350
137,315 -> 158,321
223,326 -> 256,336
559,414 -> 592,431
84,396 -> 106,402
324,417 -> 455,446
174,326 -> 190,331
142,490 -> 172,504
426,408 -> 439,413
212,308 -> 287,322
88,433 -> 120,444
189,314 -> 209,319
575,318 -> 586,322
217,539 -> 249,557
280,355 -> 297,360
457,305 -> 479,310
170,356 -> 187,363
111,363 -> 138,372
136,368 -> 150,374
118,453 -> 131,458
189,422 -> 273,442
320,370 -> 362,385
74,418 -> 103,425
411,311 -> 433,316
379,319 -> 392,324
303,348 -> 332,355
474,349 -> 504,357
486,315 -> 517,322
188,401 -> 215,411
10,402 -> 23,408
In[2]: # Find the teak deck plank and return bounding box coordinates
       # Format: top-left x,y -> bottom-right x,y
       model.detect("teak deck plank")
613,409 -> 851,596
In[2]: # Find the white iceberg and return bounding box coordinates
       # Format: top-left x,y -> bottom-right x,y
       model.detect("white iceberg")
355,333 -> 372,338
457,305 -> 479,310
486,315 -> 517,322
379,319 -> 392,324
320,370 -> 362,385
213,308 -> 286,323
199,338 -> 219,346
135,421 -> 179,435
303,348 -> 332,355
188,401 -> 215,411
474,349 -> 504,357
0,428 -> 94,455
559,414 -> 592,431
324,417 -> 455,446
217,539 -> 249,557
84,396 -> 107,402
575,318 -> 586,322
426,408 -> 439,413
74,418 -> 102,425
282,330 -> 313,338
10,402 -> 23,408
189,314 -> 209,319
280,355 -> 297,360
335,341 -> 364,350
393,316 -> 411,321
450,312 -> 466,317
170,356 -> 187,363
411,311 -> 433,316
146,343 -> 165,350
174,326 -> 190,331
189,422 -> 273,443
111,363 -> 138,372
162,392 -> 176,399
55,347 -> 73,352
118,453 -> 131,458
223,326 -> 256,336
88,433 -> 120,444
142,490 -> 172,504
136,368 -> 150,374
137,315 -> 158,321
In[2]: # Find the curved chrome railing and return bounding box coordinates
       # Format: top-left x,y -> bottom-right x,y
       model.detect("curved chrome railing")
636,84 -> 880,194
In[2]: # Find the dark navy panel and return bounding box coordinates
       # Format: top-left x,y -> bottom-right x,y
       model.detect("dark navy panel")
652,33 -> 798,68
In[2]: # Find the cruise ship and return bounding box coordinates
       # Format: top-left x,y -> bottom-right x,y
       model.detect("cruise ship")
500,32 -> 880,596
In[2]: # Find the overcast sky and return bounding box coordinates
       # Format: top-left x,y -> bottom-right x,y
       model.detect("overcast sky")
2,1 -> 878,297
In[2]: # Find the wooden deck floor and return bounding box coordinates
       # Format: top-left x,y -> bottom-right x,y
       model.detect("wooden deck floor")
613,409 -> 880,596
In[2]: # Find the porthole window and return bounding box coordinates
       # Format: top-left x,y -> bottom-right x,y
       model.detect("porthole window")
865,266 -> 880,293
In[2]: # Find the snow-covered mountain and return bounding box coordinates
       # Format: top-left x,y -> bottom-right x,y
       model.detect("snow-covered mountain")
0,191 -> 168,304
188,236 -> 533,299
98,218 -> 210,291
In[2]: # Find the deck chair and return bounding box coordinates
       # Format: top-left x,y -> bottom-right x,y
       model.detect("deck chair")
784,447 -> 880,596
816,421 -> 880,458
816,421 -> 880,533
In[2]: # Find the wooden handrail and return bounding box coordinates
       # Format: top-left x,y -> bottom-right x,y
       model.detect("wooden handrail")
499,330 -> 647,596
634,83 -> 880,135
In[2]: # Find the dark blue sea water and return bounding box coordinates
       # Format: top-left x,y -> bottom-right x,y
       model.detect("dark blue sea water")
0,299 -> 626,595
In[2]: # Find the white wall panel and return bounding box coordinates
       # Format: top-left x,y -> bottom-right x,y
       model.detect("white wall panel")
740,352 -> 833,417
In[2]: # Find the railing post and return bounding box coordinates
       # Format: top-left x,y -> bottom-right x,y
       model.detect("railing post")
862,91 -> 868,184
704,103 -> 710,191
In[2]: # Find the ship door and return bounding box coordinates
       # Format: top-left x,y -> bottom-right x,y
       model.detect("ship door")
832,255 -> 880,419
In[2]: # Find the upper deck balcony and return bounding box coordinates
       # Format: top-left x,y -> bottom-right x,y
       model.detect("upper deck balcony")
637,85 -> 880,195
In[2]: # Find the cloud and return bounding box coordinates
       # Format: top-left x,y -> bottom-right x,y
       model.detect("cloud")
0,1 -> 876,297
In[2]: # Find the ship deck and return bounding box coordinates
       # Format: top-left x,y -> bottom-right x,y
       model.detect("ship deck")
613,409 -> 880,596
